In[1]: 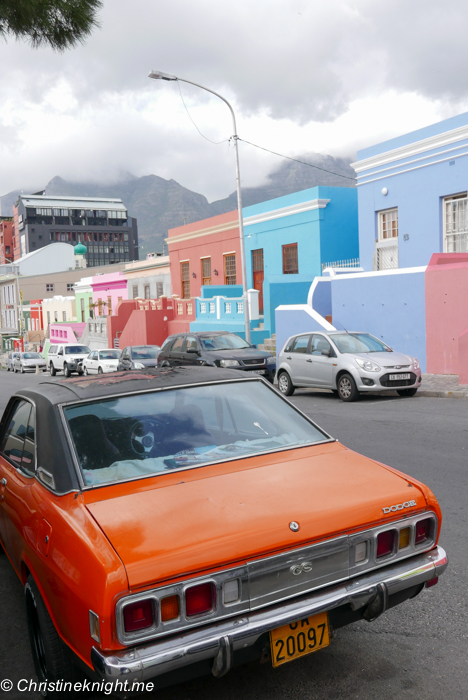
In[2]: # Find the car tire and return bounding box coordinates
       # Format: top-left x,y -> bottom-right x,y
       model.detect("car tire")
98,366 -> 103,374
337,373 -> 359,402
21,364 -> 25,373
63,363 -> 71,378
7,366 -> 9,372
25,575 -> 76,687
278,371 -> 295,396
397,388 -> 418,397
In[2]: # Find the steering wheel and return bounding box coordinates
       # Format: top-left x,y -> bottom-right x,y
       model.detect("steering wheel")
129,419 -> 166,456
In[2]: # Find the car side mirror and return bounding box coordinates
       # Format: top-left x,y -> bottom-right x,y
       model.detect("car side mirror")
321,349 -> 332,357
251,344 -> 257,349
187,347 -> 200,354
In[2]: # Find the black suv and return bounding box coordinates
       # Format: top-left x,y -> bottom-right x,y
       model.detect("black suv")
158,332 -> 276,382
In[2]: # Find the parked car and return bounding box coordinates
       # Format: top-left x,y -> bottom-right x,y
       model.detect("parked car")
117,345 -> 160,370
277,331 -> 422,401
47,344 -> 91,377
81,349 -> 121,375
0,367 -> 447,691
13,352 -> 47,373
6,352 -> 20,371
158,331 -> 276,382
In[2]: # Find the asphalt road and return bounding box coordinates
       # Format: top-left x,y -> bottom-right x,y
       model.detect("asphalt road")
0,371 -> 466,700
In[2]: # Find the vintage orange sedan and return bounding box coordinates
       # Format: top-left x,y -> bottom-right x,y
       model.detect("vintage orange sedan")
0,367 -> 448,692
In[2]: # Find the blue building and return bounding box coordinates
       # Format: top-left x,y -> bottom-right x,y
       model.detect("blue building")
353,111 -> 468,271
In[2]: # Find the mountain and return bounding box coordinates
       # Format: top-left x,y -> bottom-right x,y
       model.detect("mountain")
0,153 -> 355,257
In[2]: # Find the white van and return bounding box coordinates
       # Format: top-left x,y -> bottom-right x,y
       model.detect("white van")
47,344 -> 91,377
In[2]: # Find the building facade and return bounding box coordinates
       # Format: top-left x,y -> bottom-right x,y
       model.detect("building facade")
352,111 -> 468,271
12,194 -> 139,267
0,218 -> 13,264
91,271 -> 128,317
125,254 -> 172,301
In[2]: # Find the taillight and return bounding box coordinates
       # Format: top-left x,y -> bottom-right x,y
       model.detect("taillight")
123,599 -> 155,632
185,582 -> 215,616
398,527 -> 411,549
415,518 -> 432,545
376,530 -> 397,558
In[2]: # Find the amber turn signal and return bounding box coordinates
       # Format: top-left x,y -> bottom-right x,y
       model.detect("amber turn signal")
161,595 -> 180,622
398,527 -> 411,549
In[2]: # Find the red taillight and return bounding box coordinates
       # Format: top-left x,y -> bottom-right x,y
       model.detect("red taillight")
185,583 -> 215,617
415,518 -> 432,545
123,599 -> 154,632
425,577 -> 438,588
376,530 -> 397,558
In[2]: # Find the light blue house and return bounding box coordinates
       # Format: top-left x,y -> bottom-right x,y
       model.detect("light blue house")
354,111 -> 468,271
191,186 -> 358,342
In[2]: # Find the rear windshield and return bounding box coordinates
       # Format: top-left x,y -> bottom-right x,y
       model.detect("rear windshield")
64,381 -> 329,487
22,353 -> 42,359
131,346 -> 159,359
65,346 -> 91,355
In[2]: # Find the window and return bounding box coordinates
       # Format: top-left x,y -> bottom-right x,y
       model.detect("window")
289,335 -> 311,353
224,254 -> 236,285
144,284 -> 150,299
377,209 -> 398,270
80,298 -> 85,320
156,282 -> 163,297
132,285 -> 138,299
107,296 -> 112,316
54,311 -> 58,322
67,283 -> 74,292
47,311 -> 50,325
283,244 -> 298,274
62,311 -> 67,321
444,194 -> 467,252
46,284 -> 54,292
379,208 -> 398,241
171,337 -> 185,352
310,334 -> 334,357
0,400 -> 35,473
201,257 -> 211,285
181,262 -> 190,299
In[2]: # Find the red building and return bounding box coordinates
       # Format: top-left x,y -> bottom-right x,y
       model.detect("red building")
0,218 -> 14,263
167,210 -> 242,300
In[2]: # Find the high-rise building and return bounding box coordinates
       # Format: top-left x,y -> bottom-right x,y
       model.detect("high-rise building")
12,194 -> 139,267
0,217 -> 14,264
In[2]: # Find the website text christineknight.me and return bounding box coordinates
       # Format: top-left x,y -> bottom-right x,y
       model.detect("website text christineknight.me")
12,679 -> 155,695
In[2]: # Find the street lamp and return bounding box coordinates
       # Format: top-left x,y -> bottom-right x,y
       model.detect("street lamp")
148,70 -> 251,344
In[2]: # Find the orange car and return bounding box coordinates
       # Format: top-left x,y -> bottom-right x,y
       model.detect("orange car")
0,367 -> 447,693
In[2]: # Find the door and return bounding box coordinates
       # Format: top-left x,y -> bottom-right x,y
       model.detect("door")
181,336 -> 201,365
167,336 -> 185,366
88,351 -> 99,373
308,335 -> 335,387
252,249 -> 264,314
284,334 -> 313,385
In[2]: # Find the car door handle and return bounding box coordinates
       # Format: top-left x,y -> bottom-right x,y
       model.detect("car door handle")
286,356 -> 292,360
1,478 -> 6,486
306,359 -> 313,363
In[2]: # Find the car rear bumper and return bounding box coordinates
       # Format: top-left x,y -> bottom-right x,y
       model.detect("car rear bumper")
91,545 -> 447,685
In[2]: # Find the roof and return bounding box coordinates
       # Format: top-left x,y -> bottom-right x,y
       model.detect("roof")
19,366 -> 255,406
19,194 -> 127,211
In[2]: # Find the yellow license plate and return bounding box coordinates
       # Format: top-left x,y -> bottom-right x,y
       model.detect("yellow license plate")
270,612 -> 330,667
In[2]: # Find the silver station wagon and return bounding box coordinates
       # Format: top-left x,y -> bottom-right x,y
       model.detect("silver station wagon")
277,331 -> 422,401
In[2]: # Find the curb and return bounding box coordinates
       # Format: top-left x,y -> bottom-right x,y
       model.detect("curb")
417,389 -> 468,399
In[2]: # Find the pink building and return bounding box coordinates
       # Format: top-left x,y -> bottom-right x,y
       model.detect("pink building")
91,271 -> 128,317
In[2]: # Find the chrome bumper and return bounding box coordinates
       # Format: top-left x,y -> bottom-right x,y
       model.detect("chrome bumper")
91,546 -> 447,684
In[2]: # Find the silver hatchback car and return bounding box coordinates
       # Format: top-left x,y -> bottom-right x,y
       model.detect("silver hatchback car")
277,331 -> 422,401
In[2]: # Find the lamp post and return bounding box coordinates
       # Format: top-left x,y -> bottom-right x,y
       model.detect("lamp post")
148,70 -> 251,344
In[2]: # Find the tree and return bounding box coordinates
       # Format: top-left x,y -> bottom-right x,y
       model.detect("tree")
0,0 -> 102,51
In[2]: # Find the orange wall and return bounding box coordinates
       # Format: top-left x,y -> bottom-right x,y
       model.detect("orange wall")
168,211 -> 241,299
425,253 -> 468,375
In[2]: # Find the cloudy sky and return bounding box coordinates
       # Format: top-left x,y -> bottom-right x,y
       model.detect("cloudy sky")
1,0 -> 468,203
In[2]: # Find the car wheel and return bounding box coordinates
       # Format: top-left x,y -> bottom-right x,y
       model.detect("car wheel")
337,373 -> 359,402
98,366 -> 103,374
64,363 -> 71,378
25,575 -> 76,686
7,366 -> 10,372
278,371 -> 295,396
397,388 -> 418,397
49,363 -> 56,376
21,364 -> 25,373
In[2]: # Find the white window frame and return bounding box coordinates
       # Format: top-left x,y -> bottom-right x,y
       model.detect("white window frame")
443,193 -> 467,253
376,208 -> 399,270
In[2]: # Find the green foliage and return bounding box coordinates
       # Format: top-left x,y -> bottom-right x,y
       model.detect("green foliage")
0,0 -> 103,50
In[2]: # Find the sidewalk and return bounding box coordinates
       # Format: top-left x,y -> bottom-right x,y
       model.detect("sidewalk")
419,374 -> 468,399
